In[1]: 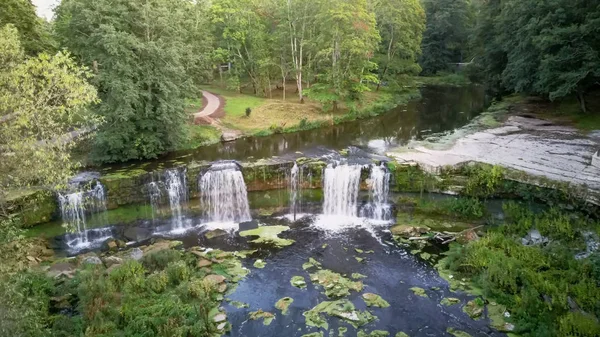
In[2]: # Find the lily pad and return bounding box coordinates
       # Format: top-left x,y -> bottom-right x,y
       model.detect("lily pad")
302,257 -> 322,270
362,293 -> 390,308
275,297 -> 294,315
239,225 -> 295,247
303,299 -> 376,330
291,275 -> 307,289
409,287 -> 428,298
441,297 -> 461,306
253,259 -> 266,269
310,270 -> 363,298
249,310 -> 275,326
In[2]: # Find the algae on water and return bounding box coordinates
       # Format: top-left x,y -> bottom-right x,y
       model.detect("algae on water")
441,297 -> 461,306
302,257 -> 322,270
358,330 -> 390,337
352,273 -> 367,279
446,328 -> 472,337
253,259 -> 266,269
239,225 -> 295,247
409,287 -> 428,298
303,299 -> 377,330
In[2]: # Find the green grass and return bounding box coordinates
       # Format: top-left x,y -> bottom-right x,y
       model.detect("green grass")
179,124 -> 221,150
202,85 -> 267,117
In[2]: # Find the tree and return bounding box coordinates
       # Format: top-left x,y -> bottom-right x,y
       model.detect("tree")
474,0 -> 600,111
0,0 -> 56,55
419,0 -> 471,75
306,0 -> 380,111
373,0 -> 426,90
0,24 -> 100,201
55,0 -> 211,163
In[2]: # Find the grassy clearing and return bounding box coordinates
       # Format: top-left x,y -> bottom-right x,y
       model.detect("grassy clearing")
201,85 -> 267,118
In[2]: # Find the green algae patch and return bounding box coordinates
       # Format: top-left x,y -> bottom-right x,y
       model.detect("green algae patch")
338,327 -> 348,336
303,300 -> 377,330
463,298 -> 484,320
358,331 -> 389,337
355,248 -> 364,253
409,287 -> 428,298
239,225 -> 295,247
275,297 -> 294,315
310,270 -> 363,298
395,333 -> 410,337
355,256 -> 365,263
352,273 -> 367,279
441,297 -> 461,306
362,293 -> 390,308
291,275 -> 307,289
301,332 -> 324,337
253,259 -> 266,269
447,328 -> 472,337
302,257 -> 322,270
233,249 -> 258,258
230,300 -> 249,308
249,310 -> 275,325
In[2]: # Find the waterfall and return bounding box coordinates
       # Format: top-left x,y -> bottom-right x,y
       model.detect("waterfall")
360,163 -> 391,221
323,164 -> 362,217
146,168 -> 188,228
59,181 -> 108,246
165,169 -> 187,228
199,162 -> 251,223
290,162 -> 301,220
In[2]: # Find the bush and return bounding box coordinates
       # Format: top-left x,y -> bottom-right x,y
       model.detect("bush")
141,249 -> 183,272
245,107 -> 252,117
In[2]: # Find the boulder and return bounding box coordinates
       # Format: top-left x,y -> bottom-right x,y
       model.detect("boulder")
102,239 -> 118,252
47,262 -> 75,279
521,229 -> 549,246
205,229 -> 228,240
130,248 -> 144,260
213,313 -> 227,323
391,225 -> 430,238
81,255 -> 103,266
103,256 -> 123,267
197,258 -> 212,268
204,274 -> 227,285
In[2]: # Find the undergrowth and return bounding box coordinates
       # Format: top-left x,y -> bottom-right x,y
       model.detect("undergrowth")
440,204 -> 600,336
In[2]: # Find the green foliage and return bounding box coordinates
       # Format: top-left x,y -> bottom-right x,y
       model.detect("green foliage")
472,0 -> 600,109
464,165 -> 504,198
0,25 -> 100,200
441,205 -> 600,336
419,0 -> 472,75
0,0 -> 56,55
55,0 -> 212,163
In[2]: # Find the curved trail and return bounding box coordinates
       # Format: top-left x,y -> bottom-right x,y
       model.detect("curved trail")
193,90 -> 222,121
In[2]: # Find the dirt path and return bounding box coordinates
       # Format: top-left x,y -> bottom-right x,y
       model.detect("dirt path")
193,90 -> 243,142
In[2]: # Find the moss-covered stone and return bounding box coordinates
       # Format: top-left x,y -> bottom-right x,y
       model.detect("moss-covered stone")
441,297 -> 461,306
275,297 -> 294,315
446,328 -> 472,337
463,298 -> 484,320
409,287 -> 428,298
302,257 -> 322,270
303,299 -> 376,330
309,270 -> 363,298
253,259 -> 266,269
248,310 -> 275,325
358,330 -> 389,337
239,225 -> 294,247
362,293 -> 390,308
291,276 -> 307,289
395,332 -> 410,337
4,189 -> 57,228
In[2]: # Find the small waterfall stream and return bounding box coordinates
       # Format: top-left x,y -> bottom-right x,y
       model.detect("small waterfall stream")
146,168 -> 188,228
199,162 -> 251,223
290,162 -> 301,220
59,182 -> 109,247
360,163 -> 391,221
322,164 -> 363,217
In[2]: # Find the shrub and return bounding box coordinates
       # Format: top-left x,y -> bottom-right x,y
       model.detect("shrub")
245,107 -> 251,117
141,249 -> 183,272
146,271 -> 169,293
464,164 -> 504,198
165,260 -> 191,285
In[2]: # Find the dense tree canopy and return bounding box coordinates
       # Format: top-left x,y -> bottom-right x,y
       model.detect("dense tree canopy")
0,0 -> 55,55
55,0 -> 213,162
472,0 -> 600,109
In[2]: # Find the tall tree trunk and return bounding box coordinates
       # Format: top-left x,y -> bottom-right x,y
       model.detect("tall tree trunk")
577,91 -> 587,113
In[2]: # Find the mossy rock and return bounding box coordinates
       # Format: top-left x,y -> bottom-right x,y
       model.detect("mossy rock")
463,298 -> 484,319
362,293 -> 390,308
291,276 -> 307,289
395,333 -> 410,337
275,297 -> 294,315
248,310 -> 275,326
352,273 -> 367,279
303,299 -> 376,330
302,257 -> 322,270
409,287 -> 428,298
358,330 -> 389,337
309,270 -> 363,298
441,297 -> 461,306
446,328 -> 472,337
239,225 -> 295,247
6,189 -> 57,228
253,259 -> 266,269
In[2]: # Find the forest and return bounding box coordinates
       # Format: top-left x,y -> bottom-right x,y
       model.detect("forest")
1,1 -> 600,337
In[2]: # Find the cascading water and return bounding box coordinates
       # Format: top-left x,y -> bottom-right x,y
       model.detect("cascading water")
147,181 -> 162,221
199,162 -> 251,223
322,164 -> 362,217
165,169 -> 188,228
59,181 -> 109,247
360,163 -> 391,221
290,162 -> 301,220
